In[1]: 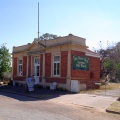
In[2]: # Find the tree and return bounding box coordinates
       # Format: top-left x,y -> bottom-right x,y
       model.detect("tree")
103,59 -> 113,73
0,44 -> 11,80
96,41 -> 120,82
40,33 -> 58,40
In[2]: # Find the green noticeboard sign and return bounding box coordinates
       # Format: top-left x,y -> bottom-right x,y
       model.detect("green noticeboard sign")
72,55 -> 89,70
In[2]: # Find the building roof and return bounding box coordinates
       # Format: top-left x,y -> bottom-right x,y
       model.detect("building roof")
13,34 -> 86,53
12,34 -> 100,58
86,49 -> 100,58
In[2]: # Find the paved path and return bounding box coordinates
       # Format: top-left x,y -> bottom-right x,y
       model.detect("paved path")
48,94 -> 117,112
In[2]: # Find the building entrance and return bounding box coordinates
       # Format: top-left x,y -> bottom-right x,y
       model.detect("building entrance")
34,57 -> 40,84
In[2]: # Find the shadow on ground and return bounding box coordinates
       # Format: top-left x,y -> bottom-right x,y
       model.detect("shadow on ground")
0,85 -> 73,101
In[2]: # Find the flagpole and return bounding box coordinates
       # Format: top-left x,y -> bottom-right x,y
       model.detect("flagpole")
38,2 -> 39,40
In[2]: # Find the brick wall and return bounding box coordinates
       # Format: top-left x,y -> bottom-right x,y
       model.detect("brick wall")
61,51 -> 68,77
45,52 -> 67,84
89,56 -> 100,81
46,77 -> 66,84
13,76 -> 26,81
13,57 -> 17,76
71,50 -> 85,56
45,53 -> 51,77
71,50 -> 90,79
71,50 -> 100,88
23,56 -> 27,76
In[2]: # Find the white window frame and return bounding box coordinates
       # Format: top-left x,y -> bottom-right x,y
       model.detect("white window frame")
18,59 -> 22,76
53,56 -> 60,77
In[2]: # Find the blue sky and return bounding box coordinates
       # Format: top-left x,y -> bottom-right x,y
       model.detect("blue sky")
0,0 -> 120,53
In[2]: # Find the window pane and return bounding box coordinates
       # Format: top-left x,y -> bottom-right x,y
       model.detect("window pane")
57,70 -> 59,75
53,56 -> 60,76
34,66 -> 36,76
57,63 -> 60,75
35,59 -> 36,64
18,60 -> 22,76
19,65 -> 22,76
37,58 -> 39,64
37,66 -> 39,76
54,56 -> 60,61
35,58 -> 40,64
19,60 -> 22,64
54,63 -> 56,75
54,70 -> 56,75
21,71 -> 22,75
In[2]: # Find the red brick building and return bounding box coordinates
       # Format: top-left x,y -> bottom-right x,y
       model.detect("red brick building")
12,34 -> 100,92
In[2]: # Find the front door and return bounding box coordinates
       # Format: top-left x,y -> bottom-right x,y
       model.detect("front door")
34,57 -> 40,84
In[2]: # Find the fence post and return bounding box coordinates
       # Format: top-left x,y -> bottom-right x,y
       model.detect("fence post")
105,84 -> 106,95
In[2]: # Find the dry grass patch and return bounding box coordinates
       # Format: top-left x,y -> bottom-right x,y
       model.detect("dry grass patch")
80,83 -> 120,94
106,101 -> 120,114
100,83 -> 120,90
